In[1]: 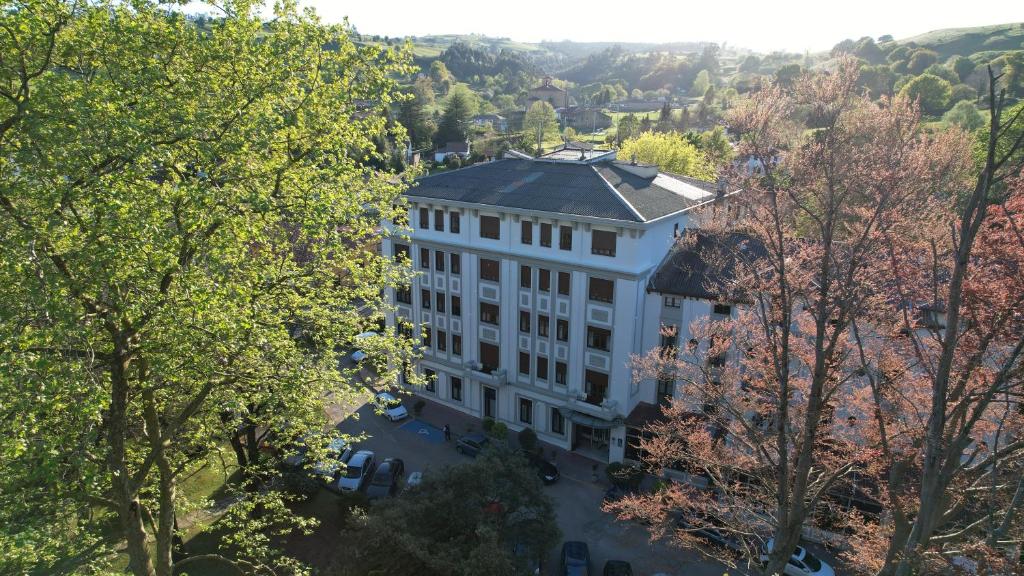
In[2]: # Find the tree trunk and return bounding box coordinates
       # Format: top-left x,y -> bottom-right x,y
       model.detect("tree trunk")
109,348 -> 156,576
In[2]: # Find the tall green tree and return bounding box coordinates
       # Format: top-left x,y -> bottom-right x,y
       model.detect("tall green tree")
523,100 -> 558,156
0,2 -> 416,575
434,83 -> 475,146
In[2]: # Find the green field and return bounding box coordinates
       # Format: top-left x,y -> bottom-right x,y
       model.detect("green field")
896,22 -> 1024,59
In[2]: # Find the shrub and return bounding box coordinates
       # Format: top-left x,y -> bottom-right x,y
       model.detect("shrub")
518,427 -> 538,452
413,399 -> 425,416
606,462 -> 644,490
280,471 -> 320,499
482,417 -> 495,433
489,421 -> 508,441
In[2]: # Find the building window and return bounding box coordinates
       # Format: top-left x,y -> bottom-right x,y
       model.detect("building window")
480,343 -> 500,373
451,253 -> 461,275
657,378 -> 674,406
434,209 -> 444,231
421,289 -> 431,309
424,368 -> 435,392
592,229 -> 617,256
713,303 -> 732,316
435,250 -> 445,271
480,302 -> 500,325
558,271 -> 570,296
436,292 -> 446,314
536,356 -> 548,380
396,286 -> 412,304
452,334 -> 462,356
588,277 -> 614,303
423,327 -> 432,348
451,295 -> 461,317
520,265 -> 531,288
537,315 -> 549,338
587,326 -> 611,351
480,258 -> 500,282
559,225 -> 573,250
393,243 -> 410,260
450,211 -> 461,233
521,220 -> 533,245
551,407 -> 565,434
420,247 -> 430,269
660,326 -> 678,350
437,330 -> 447,352
519,398 -> 533,424
419,207 -> 429,229
555,362 -> 567,385
556,319 -> 569,342
519,351 -> 530,375
451,376 -> 462,401
540,223 -> 552,247
539,268 -> 550,292
664,296 -> 681,308
480,215 -> 500,239
584,370 -> 608,405
519,310 -> 531,333
483,386 -> 496,417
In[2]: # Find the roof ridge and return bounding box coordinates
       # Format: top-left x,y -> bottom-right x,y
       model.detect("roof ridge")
415,158 -> 508,181
590,164 -> 645,222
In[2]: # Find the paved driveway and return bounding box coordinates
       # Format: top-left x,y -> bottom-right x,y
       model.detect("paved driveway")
331,394 -> 749,576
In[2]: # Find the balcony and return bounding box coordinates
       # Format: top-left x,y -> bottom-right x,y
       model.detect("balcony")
567,392 -> 620,421
468,361 -> 507,386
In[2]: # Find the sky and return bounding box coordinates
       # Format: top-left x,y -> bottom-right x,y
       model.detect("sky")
272,0 -> 1024,53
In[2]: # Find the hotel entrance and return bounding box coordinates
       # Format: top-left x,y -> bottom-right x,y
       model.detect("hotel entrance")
572,423 -> 611,461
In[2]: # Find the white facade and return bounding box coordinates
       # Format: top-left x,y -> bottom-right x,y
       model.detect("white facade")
383,156 -> 736,462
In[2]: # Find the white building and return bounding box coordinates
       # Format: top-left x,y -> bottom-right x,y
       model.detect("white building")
383,148 -> 742,462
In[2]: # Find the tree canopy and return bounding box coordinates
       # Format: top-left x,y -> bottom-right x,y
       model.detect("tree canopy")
0,2 -> 416,574
618,131 -> 716,180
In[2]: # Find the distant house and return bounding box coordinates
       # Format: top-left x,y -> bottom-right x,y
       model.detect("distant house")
527,76 -> 568,111
608,99 -> 665,113
434,141 -> 471,164
470,114 -> 508,132
560,107 -> 613,131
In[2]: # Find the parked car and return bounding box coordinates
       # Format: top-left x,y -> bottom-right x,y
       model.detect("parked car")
311,438 -> 353,479
455,433 -> 490,457
350,331 -> 379,363
674,513 -> 744,554
561,541 -> 591,576
365,458 -> 404,499
512,542 -> 542,575
602,560 -> 633,576
372,392 -> 409,422
518,449 -> 559,484
759,539 -> 835,576
405,471 -> 423,489
602,485 -> 637,504
335,450 -> 375,492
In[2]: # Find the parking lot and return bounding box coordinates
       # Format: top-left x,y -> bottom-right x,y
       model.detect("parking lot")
331,392 -> 750,576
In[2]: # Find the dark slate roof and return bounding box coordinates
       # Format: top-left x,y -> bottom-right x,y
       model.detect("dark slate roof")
408,158 -> 719,223
648,231 -> 767,300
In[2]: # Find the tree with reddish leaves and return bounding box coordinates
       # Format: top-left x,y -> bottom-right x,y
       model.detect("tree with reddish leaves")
843,68 -> 1024,575
606,57 -> 978,575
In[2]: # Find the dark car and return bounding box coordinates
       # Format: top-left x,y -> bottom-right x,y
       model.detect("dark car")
512,542 -> 542,575
674,513 -> 743,554
456,433 -> 490,457
602,485 -> 637,504
561,541 -> 590,576
365,458 -> 405,499
519,450 -> 560,484
602,560 -> 633,576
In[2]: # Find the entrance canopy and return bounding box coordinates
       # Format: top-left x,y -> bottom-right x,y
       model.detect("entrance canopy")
558,407 -> 623,429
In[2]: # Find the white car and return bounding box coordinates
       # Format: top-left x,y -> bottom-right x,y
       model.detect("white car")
760,539 -> 835,576
311,438 -> 352,479
336,450 -> 375,492
350,331 -> 380,363
373,392 -> 409,421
